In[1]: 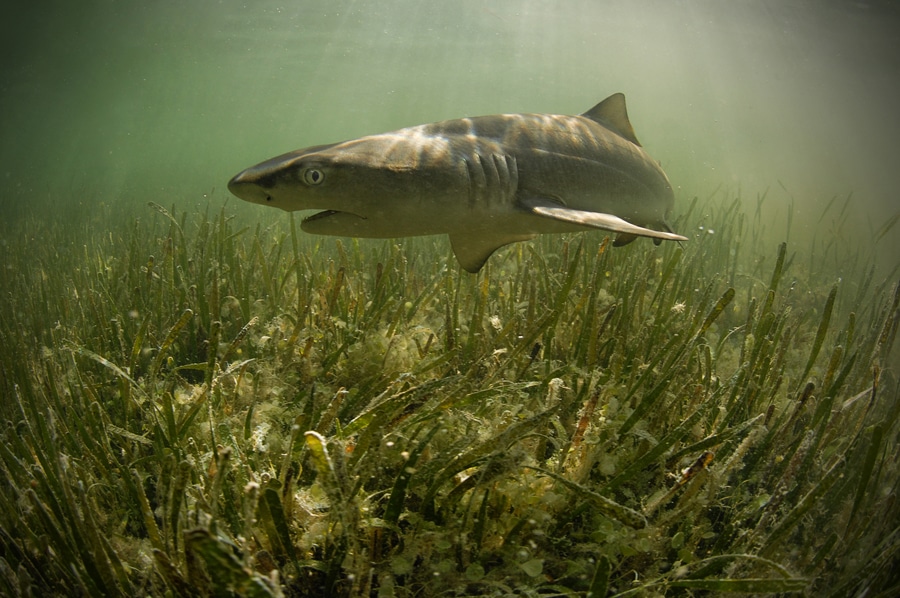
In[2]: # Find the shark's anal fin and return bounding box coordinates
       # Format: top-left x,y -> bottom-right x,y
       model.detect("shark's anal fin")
522,197 -> 688,244
449,232 -> 537,273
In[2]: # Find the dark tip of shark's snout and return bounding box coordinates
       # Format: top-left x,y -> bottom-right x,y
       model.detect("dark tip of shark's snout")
227,171 -> 243,194
228,170 -> 261,202
228,170 -> 249,192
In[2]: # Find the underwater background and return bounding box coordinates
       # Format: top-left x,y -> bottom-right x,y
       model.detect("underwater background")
1,1 -> 899,596
2,0 -> 900,242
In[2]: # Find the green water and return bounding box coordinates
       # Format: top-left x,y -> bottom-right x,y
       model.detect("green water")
1,1 -> 899,596
2,1 -> 899,240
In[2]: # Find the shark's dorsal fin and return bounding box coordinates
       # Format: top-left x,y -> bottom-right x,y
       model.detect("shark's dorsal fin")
581,93 -> 642,147
449,232 -> 537,273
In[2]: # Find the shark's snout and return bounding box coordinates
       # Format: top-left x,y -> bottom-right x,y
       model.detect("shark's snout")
228,170 -> 272,205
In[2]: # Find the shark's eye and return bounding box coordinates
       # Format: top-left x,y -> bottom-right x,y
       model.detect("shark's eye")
303,168 -> 324,186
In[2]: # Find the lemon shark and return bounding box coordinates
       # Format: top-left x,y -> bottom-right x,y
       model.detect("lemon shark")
228,93 -> 687,272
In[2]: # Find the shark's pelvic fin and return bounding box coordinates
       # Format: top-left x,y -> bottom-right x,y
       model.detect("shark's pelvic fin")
613,233 -> 638,247
450,232 -> 537,273
522,196 -> 689,243
581,93 -> 642,147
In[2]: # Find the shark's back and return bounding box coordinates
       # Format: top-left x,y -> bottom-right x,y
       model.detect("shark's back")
407,101 -> 673,225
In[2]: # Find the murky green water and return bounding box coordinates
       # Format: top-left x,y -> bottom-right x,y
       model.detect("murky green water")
2,1 -> 899,238
1,1 -> 898,595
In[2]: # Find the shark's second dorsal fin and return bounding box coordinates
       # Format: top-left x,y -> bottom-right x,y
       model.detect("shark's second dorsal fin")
581,93 -> 642,147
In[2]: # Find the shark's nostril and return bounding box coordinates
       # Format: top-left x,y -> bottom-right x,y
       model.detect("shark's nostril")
266,195 -> 272,202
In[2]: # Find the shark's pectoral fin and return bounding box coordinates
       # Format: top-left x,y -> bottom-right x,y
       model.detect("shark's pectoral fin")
449,232 -> 537,273
522,197 -> 688,244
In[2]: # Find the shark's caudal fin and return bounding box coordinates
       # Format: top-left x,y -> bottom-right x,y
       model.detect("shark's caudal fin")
522,196 -> 688,244
449,232 -> 538,273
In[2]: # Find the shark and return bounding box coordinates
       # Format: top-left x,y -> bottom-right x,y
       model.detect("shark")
228,93 -> 687,272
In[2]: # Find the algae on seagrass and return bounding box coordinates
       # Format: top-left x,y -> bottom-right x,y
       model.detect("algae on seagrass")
0,191 -> 897,596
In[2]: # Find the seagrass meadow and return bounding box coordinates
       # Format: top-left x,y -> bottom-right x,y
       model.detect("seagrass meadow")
0,190 -> 898,597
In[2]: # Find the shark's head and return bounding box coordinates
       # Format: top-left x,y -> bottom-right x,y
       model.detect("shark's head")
228,133 -> 460,238
228,142 -> 349,211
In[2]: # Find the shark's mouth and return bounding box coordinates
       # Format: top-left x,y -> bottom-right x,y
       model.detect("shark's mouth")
301,210 -> 369,235
303,210 -> 341,223
302,210 -> 367,223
